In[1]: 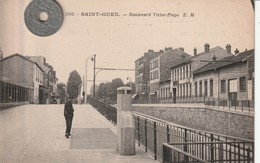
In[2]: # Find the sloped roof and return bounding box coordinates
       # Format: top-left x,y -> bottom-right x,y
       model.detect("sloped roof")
168,46 -> 225,69
28,56 -> 50,72
1,54 -> 44,72
193,49 -> 254,75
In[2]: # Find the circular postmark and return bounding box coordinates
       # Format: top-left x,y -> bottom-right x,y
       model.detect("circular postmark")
24,0 -> 63,37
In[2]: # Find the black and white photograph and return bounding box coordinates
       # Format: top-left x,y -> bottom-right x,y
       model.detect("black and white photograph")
0,0 -> 256,162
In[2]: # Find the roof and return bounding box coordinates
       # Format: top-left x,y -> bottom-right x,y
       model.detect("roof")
168,56 -> 192,69
0,54 -> 44,72
168,46 -> 226,69
28,56 -> 50,72
193,49 -> 254,75
156,48 -> 191,61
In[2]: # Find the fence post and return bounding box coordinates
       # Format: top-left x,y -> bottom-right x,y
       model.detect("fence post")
145,119 -> 147,152
184,129 -> 188,162
247,147 -> 251,162
210,134 -> 214,162
167,125 -> 170,142
219,143 -> 223,163
154,121 -> 157,160
137,116 -> 140,146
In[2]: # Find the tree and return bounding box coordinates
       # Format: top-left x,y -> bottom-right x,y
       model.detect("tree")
95,78 -> 124,104
67,70 -> 82,99
57,82 -> 66,104
109,78 -> 124,103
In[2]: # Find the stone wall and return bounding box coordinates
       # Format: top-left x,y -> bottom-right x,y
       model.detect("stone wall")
133,105 -> 254,140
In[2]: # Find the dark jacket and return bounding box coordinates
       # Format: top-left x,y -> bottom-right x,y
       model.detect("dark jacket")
64,100 -> 74,118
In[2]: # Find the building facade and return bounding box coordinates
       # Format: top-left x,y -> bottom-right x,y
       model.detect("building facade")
169,44 -> 233,103
134,49 -> 163,103
0,54 -> 43,104
193,49 -> 254,107
28,56 -> 58,104
149,47 -> 191,103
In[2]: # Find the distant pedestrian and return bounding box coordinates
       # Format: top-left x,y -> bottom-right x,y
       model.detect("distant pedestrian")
64,97 -> 74,138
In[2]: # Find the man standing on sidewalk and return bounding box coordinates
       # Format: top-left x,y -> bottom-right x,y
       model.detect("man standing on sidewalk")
64,97 -> 74,138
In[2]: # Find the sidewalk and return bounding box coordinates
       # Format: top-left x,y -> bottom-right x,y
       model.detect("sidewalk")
0,104 -> 159,163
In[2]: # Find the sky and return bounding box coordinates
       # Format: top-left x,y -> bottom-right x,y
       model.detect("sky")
0,0 -> 254,94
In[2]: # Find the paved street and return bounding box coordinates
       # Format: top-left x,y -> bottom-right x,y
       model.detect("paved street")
0,104 -> 158,163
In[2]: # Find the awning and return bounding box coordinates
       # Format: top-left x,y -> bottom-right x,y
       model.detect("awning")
132,93 -> 139,99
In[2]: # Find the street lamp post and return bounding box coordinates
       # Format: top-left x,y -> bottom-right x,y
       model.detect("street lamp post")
91,54 -> 96,98
85,55 -> 93,103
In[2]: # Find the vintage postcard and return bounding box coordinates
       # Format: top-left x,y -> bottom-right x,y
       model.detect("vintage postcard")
0,0 -> 255,162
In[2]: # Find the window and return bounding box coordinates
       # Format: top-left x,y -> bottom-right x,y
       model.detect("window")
199,81 -> 202,97
204,80 -> 208,97
180,68 -> 182,79
221,80 -> 226,93
189,84 -> 192,98
189,64 -> 192,77
186,65 -> 188,78
229,79 -> 237,93
239,77 -> 246,92
194,82 -> 198,97
180,85 -> 182,98
186,84 -> 188,98
183,67 -> 185,79
176,69 -> 179,80
210,79 -> 213,97
183,85 -> 186,98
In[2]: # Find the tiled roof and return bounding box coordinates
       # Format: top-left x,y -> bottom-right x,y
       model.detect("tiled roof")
168,46 -> 224,69
193,49 -> 254,75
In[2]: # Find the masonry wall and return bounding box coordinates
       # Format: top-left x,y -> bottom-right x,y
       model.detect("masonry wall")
1,56 -> 34,87
133,105 -> 254,140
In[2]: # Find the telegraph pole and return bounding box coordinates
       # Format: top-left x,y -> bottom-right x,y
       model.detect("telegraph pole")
92,54 -> 96,98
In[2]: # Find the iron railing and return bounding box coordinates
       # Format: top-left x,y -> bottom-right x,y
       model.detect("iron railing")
88,98 -> 254,162
133,96 -> 254,114
133,112 -> 254,162
88,97 -> 117,125
163,141 -> 254,163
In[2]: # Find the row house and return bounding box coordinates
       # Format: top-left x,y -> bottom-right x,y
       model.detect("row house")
28,56 -> 58,104
149,47 -> 190,103
193,49 -> 254,107
134,49 -> 163,102
0,54 -> 44,104
169,44 -> 233,103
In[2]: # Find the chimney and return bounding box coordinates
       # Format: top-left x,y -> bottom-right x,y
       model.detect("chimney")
148,49 -> 154,53
179,47 -> 184,51
193,47 -> 197,56
226,44 -> 231,54
212,55 -> 217,62
234,48 -> 239,55
165,47 -> 172,52
204,43 -> 210,53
